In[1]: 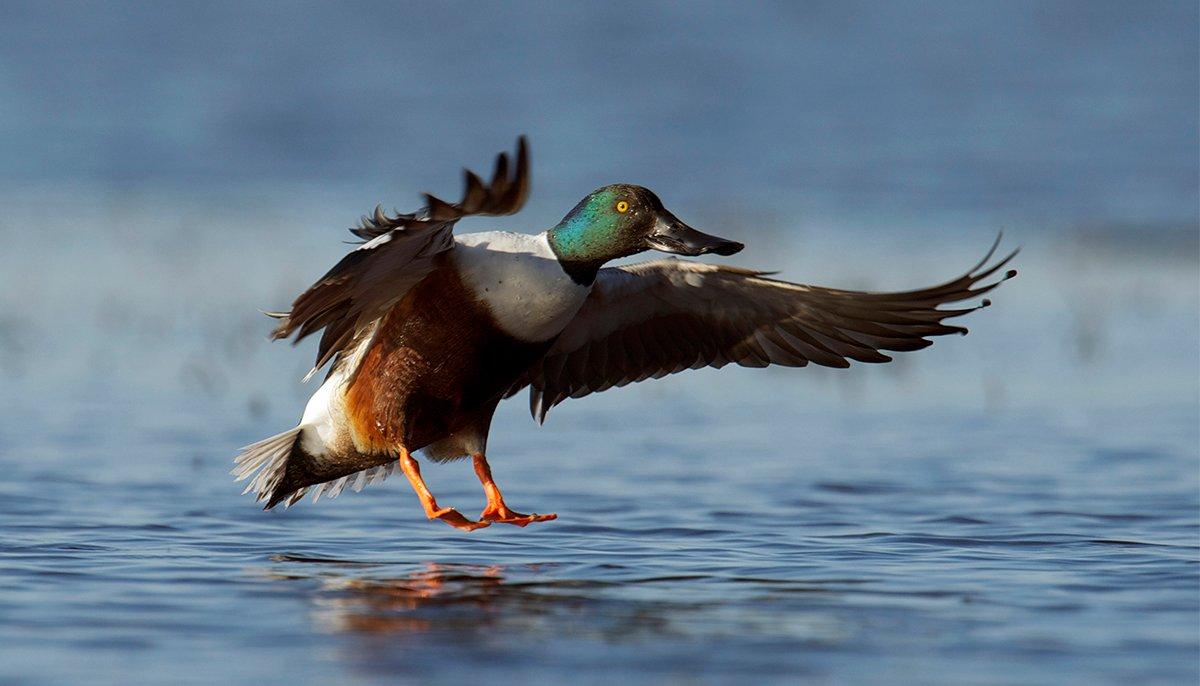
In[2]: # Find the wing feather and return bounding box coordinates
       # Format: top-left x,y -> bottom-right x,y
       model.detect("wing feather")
514,238 -> 1017,422
268,137 -> 531,378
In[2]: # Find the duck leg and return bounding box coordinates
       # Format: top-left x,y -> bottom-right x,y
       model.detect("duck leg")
472,453 -> 557,526
399,449 -> 490,531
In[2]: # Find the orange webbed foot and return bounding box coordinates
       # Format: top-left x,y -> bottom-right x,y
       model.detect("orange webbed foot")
479,505 -> 557,527
429,506 -> 492,532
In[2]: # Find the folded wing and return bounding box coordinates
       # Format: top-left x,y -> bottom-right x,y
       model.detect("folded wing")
268,137 -> 531,379
518,237 -> 1017,422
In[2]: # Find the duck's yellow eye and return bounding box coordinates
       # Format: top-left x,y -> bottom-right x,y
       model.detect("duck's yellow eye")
615,200 -> 630,213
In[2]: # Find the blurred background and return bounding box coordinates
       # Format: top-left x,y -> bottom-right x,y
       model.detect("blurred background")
0,2 -> 1196,685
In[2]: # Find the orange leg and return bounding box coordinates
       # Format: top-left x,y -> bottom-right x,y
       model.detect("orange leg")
472,453 -> 557,527
399,450 -> 490,532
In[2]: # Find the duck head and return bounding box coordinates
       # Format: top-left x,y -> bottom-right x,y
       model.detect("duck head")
548,184 -> 743,283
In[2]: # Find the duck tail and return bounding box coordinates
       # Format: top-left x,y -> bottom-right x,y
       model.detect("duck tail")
231,427 -> 304,510
232,426 -> 401,510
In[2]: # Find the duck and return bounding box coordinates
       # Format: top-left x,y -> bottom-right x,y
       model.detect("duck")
233,137 -> 1016,531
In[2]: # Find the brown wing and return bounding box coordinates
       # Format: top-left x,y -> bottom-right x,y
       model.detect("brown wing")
517,236 -> 1017,422
268,137 -> 531,379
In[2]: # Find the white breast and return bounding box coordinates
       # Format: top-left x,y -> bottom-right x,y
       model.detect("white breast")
452,231 -> 591,342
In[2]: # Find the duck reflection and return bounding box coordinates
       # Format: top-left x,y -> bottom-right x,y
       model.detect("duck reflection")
266,560 -> 598,637
315,563 -> 507,635
260,556 -> 835,654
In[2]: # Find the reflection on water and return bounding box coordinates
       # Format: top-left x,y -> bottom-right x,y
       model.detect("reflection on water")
277,561 -> 531,637
265,558 -> 856,653
352,569 -> 675,647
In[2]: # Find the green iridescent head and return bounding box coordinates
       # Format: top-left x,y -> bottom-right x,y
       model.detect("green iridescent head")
547,184 -> 742,283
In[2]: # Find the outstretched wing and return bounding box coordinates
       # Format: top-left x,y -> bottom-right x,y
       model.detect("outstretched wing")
268,137 -> 531,379
517,237 -> 1017,422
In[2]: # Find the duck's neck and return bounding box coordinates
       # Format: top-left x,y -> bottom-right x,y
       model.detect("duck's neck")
546,226 -> 606,286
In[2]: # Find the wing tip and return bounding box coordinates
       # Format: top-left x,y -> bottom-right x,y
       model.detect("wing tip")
530,390 -> 549,425
516,134 -> 529,159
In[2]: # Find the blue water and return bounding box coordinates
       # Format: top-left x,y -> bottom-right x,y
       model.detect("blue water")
2,391 -> 1197,684
1,2 -> 1198,684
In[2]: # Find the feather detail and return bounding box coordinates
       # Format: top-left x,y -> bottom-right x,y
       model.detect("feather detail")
509,235 -> 1018,423
266,137 -> 531,379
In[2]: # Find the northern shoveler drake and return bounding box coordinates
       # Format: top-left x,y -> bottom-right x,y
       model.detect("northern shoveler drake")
233,137 -> 1016,531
